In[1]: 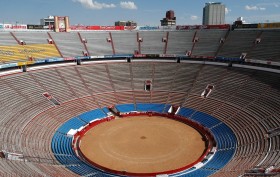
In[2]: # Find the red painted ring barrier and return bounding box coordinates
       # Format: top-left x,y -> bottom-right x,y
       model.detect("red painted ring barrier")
73,112 -> 215,177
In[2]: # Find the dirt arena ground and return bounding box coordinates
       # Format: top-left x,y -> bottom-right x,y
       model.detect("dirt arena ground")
79,116 -> 206,174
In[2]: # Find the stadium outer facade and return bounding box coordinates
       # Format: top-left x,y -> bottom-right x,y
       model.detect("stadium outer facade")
0,26 -> 279,177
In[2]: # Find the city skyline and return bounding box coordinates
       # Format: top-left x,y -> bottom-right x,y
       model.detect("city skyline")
0,0 -> 280,26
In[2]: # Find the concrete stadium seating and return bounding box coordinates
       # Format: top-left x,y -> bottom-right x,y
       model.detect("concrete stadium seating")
139,31 -> 165,54
0,29 -> 279,176
115,103 -> 135,113
1,30 -> 280,63
13,32 -> 49,44
167,31 -> 195,55
49,32 -> 85,57
135,103 -> 168,113
79,109 -> 107,123
79,32 -> 113,55
217,30 -> 260,58
247,30 -> 280,61
111,31 -> 138,54
0,32 -> 18,46
192,30 -> 227,57
0,44 -> 60,62
51,108 -> 116,176
52,132 -> 103,176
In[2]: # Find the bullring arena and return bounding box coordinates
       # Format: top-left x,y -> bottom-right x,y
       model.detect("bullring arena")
79,116 -> 205,174
0,27 -> 279,177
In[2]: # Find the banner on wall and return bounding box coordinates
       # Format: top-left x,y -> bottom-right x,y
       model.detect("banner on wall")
27,25 -> 44,30
3,24 -> 12,29
258,22 -> 280,29
176,24 -> 230,30
1,24 -> 27,29
70,25 -> 125,31
124,26 -> 137,30
70,25 -> 87,30
159,26 -> 176,30
12,25 -> 27,29
159,54 -> 177,58
138,26 -> 160,30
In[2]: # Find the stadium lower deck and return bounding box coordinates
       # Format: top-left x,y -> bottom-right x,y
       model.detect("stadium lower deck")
0,61 -> 279,176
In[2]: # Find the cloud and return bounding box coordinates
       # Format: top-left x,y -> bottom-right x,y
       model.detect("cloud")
73,0 -> 116,9
245,5 -> 266,11
225,7 -> 231,14
190,15 -> 198,20
120,1 -> 137,10
255,2 -> 280,8
245,5 -> 259,10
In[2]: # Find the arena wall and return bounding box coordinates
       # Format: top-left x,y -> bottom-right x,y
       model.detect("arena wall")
74,112 -> 215,176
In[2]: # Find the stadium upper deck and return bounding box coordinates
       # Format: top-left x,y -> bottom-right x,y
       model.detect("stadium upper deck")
0,28 -> 280,70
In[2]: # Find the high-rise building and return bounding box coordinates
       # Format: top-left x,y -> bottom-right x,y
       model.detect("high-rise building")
160,10 -> 176,26
202,2 -> 225,25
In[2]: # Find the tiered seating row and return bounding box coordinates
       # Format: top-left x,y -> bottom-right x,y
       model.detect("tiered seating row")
0,32 -> 18,46
79,109 -> 107,123
115,103 -> 135,113
217,30 -> 260,58
0,62 -> 279,177
248,30 -> 280,61
136,103 -> 169,113
177,107 -> 237,176
192,30 -> 227,57
52,132 -> 106,176
13,32 -> 50,44
51,108 -> 112,176
57,118 -> 86,135
49,32 -> 85,57
167,31 -> 195,55
1,30 -> 280,64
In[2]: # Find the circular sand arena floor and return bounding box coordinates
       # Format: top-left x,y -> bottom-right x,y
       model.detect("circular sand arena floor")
79,116 -> 206,174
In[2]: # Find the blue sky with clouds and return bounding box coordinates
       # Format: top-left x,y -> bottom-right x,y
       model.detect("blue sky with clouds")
0,0 -> 280,25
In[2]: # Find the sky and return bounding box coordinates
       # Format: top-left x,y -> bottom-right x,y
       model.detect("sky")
0,0 -> 280,26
